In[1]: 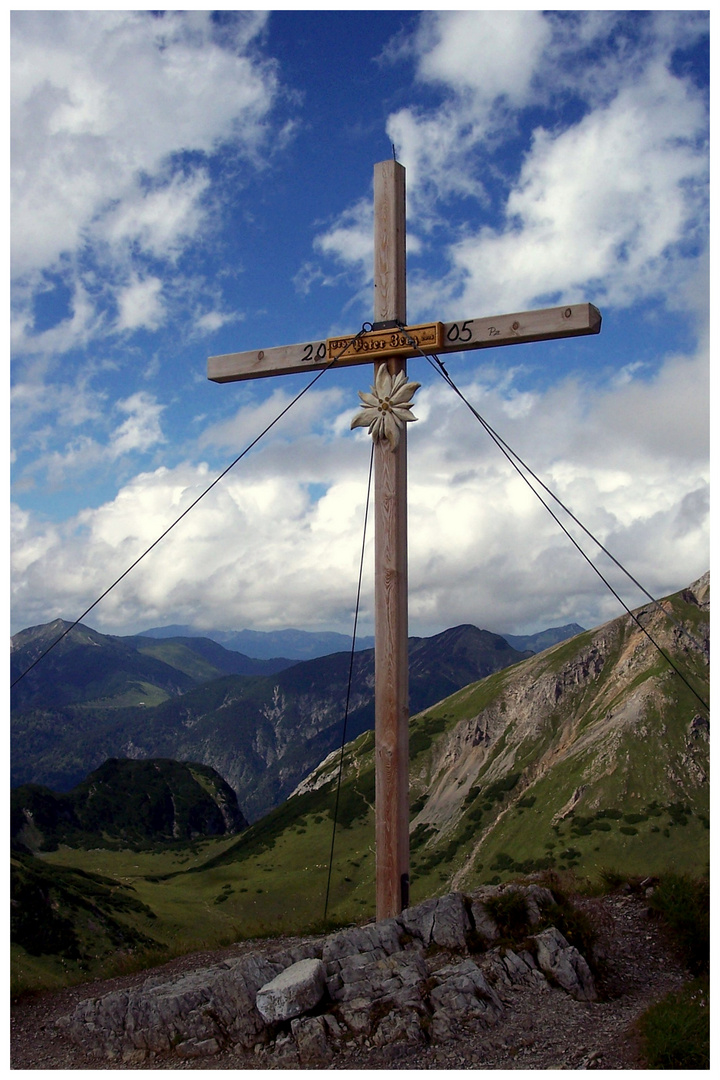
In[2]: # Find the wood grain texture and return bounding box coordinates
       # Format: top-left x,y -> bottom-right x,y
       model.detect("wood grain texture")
373,161 -> 410,921
440,303 -> 601,355
207,340 -> 328,383
373,357 -> 410,921
207,304 -> 600,383
373,160 -> 406,327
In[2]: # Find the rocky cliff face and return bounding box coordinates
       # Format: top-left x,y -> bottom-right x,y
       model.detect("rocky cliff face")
295,575 -> 709,888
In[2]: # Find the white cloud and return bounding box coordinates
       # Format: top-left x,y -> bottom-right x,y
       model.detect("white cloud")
382,11 -> 551,209
313,198 -> 376,290
11,349 -> 709,637
11,10 -> 280,352
194,309 -> 240,335
309,12 -> 707,334
376,11 -> 711,323
11,280 -> 104,358
10,455 -> 378,635
403,346 -> 708,633
414,10 -> 552,104
308,195 -> 421,309
115,275 -> 165,332
443,63 -> 708,316
11,10 -> 275,276
110,392 -> 166,458
13,388 -> 166,489
9,11 -> 709,644
315,199 -> 374,265
97,170 -> 211,263
11,370 -> 107,441
200,384 -> 347,456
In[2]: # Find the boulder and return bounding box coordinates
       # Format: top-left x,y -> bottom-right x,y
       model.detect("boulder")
322,918 -> 404,963
469,900 -> 500,943
57,945 -> 321,1058
533,927 -> 597,1001
334,952 -> 428,1034
255,957 -> 326,1024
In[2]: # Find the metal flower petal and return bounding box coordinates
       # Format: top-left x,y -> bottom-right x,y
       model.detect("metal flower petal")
350,362 -> 421,450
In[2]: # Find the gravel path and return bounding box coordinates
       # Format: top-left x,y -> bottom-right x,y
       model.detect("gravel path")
11,893 -> 688,1070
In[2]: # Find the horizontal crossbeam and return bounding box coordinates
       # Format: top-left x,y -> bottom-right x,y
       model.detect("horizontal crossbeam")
207,303 -> 601,384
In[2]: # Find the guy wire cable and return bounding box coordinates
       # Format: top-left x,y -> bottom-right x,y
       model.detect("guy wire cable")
430,353 -> 706,655
12,326 -> 373,688
324,441 -> 374,924
424,353 -> 709,712
394,321 -> 704,647
392,322 -> 709,713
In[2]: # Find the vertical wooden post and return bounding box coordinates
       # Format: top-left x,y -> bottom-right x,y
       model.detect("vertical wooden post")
373,160 -> 410,920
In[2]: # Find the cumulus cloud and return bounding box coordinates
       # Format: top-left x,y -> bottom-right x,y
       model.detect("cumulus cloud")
10,11 -> 708,644
383,10 -> 552,210
318,10 -> 708,327
14,389 -> 166,490
110,393 -> 166,458
11,350 -> 709,637
444,64 -> 708,316
199,384 -> 347,456
11,9 -> 280,352
11,369 -> 107,444
414,10 -> 552,102
97,170 -> 212,264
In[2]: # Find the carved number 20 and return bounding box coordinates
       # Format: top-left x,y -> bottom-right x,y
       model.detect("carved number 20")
447,321 -> 473,343
301,342 -> 327,363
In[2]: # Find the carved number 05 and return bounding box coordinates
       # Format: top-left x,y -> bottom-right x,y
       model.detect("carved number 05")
447,321 -> 473,343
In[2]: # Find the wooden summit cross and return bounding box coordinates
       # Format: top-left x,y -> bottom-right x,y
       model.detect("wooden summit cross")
208,160 -> 601,921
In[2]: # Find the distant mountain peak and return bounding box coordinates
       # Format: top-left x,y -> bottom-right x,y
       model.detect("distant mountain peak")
501,623 -> 585,654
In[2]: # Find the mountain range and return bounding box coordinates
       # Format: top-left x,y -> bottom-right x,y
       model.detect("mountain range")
138,624 -> 376,661
10,575 -> 709,993
12,619 -> 545,821
137,622 -> 584,660
213,572 -> 709,918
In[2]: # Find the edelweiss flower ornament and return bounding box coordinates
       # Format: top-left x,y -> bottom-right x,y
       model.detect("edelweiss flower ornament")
350,363 -> 421,451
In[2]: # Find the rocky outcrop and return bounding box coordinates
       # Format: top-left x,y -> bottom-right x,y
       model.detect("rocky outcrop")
58,884 -> 596,1064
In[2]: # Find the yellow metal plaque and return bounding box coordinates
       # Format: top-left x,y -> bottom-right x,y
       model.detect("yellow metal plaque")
327,322 -> 443,361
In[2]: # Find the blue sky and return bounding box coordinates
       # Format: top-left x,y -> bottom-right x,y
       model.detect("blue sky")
11,8 -> 710,640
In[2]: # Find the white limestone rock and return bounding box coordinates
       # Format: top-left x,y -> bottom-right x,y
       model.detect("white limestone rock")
256,957 -> 327,1024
